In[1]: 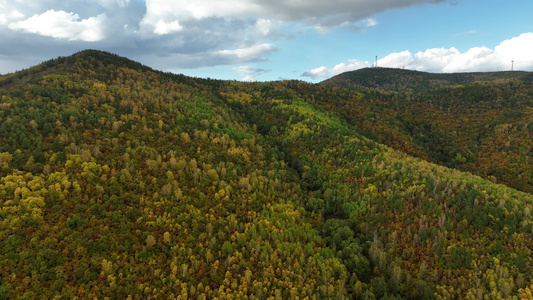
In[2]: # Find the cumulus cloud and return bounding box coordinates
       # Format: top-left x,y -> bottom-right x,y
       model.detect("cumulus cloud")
302,66 -> 330,80
0,0 -> 476,75
217,44 -> 275,62
133,44 -> 275,71
365,18 -> 379,27
152,20 -> 183,35
233,66 -> 257,74
129,0 -> 449,71
303,33 -> 533,80
9,9 -> 107,42
255,19 -> 282,38
233,65 -> 270,81
494,33 -> 533,69
239,74 -> 255,82
0,10 -> 25,25
139,0 -> 444,34
302,60 -> 371,80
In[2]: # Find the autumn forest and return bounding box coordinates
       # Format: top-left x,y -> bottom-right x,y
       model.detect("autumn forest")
0,50 -> 532,299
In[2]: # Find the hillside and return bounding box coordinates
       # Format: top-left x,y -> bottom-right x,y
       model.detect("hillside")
321,67 -> 533,92
1,50 -> 533,299
317,68 -> 533,194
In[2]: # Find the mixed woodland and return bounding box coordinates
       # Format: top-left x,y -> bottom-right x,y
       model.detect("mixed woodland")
0,50 -> 532,299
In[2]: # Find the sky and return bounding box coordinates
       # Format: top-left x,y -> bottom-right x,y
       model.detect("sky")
1,0 -> 533,82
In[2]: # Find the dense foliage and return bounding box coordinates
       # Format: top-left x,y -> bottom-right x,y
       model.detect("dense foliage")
321,67 -> 533,92
0,50 -> 532,299
319,68 -> 533,194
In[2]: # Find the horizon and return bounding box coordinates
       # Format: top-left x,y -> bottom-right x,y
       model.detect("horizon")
2,49 -> 533,84
1,0 -> 533,82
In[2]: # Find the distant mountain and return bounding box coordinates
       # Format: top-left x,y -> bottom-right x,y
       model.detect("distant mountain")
321,67 -> 533,92
315,67 -> 533,194
1,50 -> 532,299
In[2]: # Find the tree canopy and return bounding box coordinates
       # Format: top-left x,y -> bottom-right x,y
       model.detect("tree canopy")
0,50 -> 532,299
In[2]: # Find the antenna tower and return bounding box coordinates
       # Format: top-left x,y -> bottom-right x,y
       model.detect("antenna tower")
375,56 -> 378,68
511,60 -> 514,71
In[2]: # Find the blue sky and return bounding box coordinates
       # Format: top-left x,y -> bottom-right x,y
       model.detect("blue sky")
1,0 -> 533,82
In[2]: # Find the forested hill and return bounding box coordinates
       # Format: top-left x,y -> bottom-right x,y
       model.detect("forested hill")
321,67 -> 533,92
1,50 -> 533,299
317,68 -> 533,194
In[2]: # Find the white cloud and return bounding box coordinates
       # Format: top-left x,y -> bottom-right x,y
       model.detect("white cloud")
332,60 -> 373,73
132,44 -> 275,72
217,44 -> 275,61
302,61 -> 371,80
255,19 -> 277,36
0,9 -> 25,25
241,74 -> 257,82
1,0 -> 452,74
378,50 -> 416,68
365,18 -> 379,27
303,33 -> 533,80
140,0 -> 445,34
9,9 -> 107,42
440,46 -> 493,72
232,65 -> 270,81
153,20 -> 183,35
302,66 -> 330,80
494,33 -> 533,69
233,66 -> 255,74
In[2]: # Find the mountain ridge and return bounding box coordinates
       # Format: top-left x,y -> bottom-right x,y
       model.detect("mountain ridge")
0,50 -> 532,299
316,67 -> 533,194
320,67 -> 533,92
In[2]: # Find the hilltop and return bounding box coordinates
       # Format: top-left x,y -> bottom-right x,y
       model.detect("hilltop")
317,67 -> 533,194
0,50 -> 532,299
321,67 -> 533,92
